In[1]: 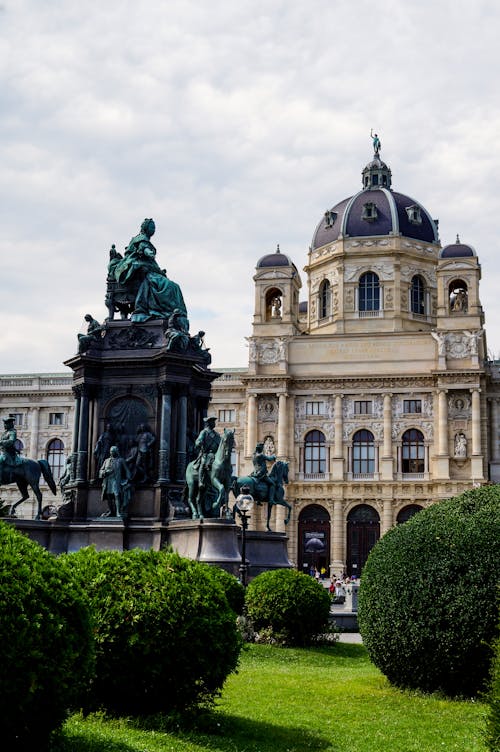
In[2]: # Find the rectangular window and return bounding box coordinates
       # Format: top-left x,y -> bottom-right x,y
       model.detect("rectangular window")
306,401 -> 324,416
10,413 -> 24,427
218,409 -> 235,423
49,412 -> 64,426
354,401 -> 372,415
403,400 -> 422,414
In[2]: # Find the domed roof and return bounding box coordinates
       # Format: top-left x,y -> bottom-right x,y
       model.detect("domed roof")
440,235 -> 476,258
311,151 -> 439,250
257,244 -> 294,268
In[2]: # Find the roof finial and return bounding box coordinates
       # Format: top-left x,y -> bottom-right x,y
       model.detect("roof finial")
370,128 -> 381,156
456,233 -> 460,244
276,243 -> 280,253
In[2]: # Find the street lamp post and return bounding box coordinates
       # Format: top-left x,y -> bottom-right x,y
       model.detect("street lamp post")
234,485 -> 254,587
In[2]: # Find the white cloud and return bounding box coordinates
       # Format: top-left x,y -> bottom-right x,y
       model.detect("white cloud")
1,0 -> 500,372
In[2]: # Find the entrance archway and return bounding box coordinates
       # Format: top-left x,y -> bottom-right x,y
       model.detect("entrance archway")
346,504 -> 380,577
298,504 -> 330,577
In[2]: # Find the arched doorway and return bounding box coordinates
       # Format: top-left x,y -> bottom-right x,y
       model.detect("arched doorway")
397,504 -> 423,524
298,504 -> 330,577
346,504 -> 380,577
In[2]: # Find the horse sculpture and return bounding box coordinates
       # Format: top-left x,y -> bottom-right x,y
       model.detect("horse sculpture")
232,460 -> 291,532
184,429 -> 235,519
2,459 -> 57,520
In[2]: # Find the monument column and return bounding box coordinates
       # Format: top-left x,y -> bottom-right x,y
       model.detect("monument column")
29,406 -> 40,459
71,389 -> 81,481
277,392 -> 288,458
381,393 -> 393,480
434,389 -> 449,479
175,390 -> 188,482
470,388 -> 484,480
158,384 -> 172,484
331,498 -> 344,576
246,394 -> 257,456
75,385 -> 90,484
331,394 -> 344,480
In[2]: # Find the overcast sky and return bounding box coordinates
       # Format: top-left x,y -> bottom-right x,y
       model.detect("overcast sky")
1,0 -> 500,373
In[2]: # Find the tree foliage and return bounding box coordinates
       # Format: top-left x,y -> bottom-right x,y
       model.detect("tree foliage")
245,568 -> 331,645
63,547 -> 242,716
0,522 -> 94,750
358,485 -> 500,697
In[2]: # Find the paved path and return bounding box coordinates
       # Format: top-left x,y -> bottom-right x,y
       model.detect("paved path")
336,632 -> 363,644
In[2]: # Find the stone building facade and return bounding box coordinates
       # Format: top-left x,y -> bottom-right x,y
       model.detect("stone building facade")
2,147 -> 500,576
209,149 -> 500,577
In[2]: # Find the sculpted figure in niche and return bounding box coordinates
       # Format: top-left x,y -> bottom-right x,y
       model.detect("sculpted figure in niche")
454,433 -> 467,458
100,446 -> 132,518
127,424 -> 156,483
450,286 -> 468,313
94,423 -> 116,474
270,296 -> 282,318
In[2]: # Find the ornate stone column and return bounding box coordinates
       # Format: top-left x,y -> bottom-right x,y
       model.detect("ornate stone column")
332,394 -> 344,480
246,394 -> 257,456
434,388 -> 449,479
277,392 -> 288,458
158,384 -> 172,483
381,393 -> 393,480
29,406 -> 40,459
471,388 -> 481,455
382,498 -> 393,535
331,498 -> 344,576
71,390 -> 81,481
175,390 -> 188,482
470,388 -> 484,480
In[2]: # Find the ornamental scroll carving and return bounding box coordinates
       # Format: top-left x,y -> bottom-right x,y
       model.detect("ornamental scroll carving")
255,338 -> 288,364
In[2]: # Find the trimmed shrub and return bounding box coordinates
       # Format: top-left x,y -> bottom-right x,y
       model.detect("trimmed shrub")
0,521 -> 94,751
63,547 -> 242,716
204,565 -> 245,615
358,485 -> 500,697
245,568 -> 331,645
486,615 -> 500,751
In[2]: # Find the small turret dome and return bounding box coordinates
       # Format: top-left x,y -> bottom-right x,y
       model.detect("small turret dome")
257,244 -> 294,268
440,235 -> 476,258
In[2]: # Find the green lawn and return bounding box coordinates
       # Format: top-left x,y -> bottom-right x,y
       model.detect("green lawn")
55,643 -> 488,752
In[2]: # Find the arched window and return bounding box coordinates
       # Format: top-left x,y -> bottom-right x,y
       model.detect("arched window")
14,439 -> 24,454
397,504 -> 423,524
304,430 -> 326,475
411,275 -> 425,315
401,429 -> 425,474
359,272 -> 380,311
352,430 -> 375,474
265,287 -> 283,320
319,279 -> 331,319
47,438 -> 65,482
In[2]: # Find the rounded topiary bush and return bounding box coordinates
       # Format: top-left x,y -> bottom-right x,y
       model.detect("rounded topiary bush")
486,612 -> 500,751
0,521 -> 94,750
358,485 -> 500,697
204,565 -> 245,615
245,568 -> 331,645
64,547 -> 242,716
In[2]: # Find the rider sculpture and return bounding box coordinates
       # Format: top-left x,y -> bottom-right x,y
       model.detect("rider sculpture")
193,417 -> 221,504
0,415 -> 57,518
0,416 -> 22,480
250,442 -> 276,503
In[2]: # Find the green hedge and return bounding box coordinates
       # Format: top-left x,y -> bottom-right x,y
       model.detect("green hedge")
245,568 -> 331,645
486,607 -> 500,751
0,522 -> 94,750
63,547 -> 242,716
358,485 -> 500,697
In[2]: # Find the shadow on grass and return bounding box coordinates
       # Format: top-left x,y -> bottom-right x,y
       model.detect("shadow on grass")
50,729 -> 137,752
136,712 -> 334,752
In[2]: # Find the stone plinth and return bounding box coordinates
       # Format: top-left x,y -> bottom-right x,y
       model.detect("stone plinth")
166,518 -> 242,574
